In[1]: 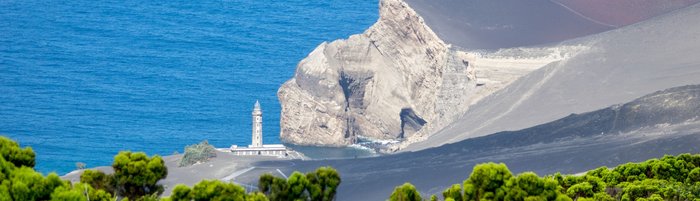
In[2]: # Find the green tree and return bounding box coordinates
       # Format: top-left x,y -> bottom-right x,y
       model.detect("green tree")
390,183 -> 421,201
430,194 -> 438,201
138,193 -> 160,201
505,172 -> 564,201
0,137 -> 73,200
5,167 -> 67,200
50,183 -> 112,201
247,192 -> 270,201
687,168 -> 700,183
189,180 -> 246,201
619,179 -> 661,201
80,169 -> 113,194
513,172 -> 545,196
650,160 -> 674,180
258,173 -> 275,196
636,194 -> 663,201
442,184 -> 462,201
167,182 -> 268,201
167,184 -> 192,201
0,136 -> 35,168
287,172 -> 311,201
592,192 -> 615,201
306,166 -> 341,201
463,162 -> 512,200
49,185 -> 83,201
111,151 -> 167,199
259,173 -> 289,201
566,182 -> 593,199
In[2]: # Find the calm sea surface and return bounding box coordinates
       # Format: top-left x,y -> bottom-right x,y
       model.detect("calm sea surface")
0,0 -> 378,174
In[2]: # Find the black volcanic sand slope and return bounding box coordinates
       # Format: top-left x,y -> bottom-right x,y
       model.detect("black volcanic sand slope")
405,0 -> 700,49
469,85 -> 700,149
243,85 -> 700,200
408,2 -> 700,151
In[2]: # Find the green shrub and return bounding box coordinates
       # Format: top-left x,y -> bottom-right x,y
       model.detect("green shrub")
111,151 -> 167,199
179,140 -> 217,167
258,166 -> 340,201
0,136 -> 35,168
390,183 -> 421,201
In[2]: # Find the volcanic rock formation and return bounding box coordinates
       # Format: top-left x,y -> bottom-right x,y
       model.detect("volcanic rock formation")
278,0 -> 476,146
279,0 -> 700,149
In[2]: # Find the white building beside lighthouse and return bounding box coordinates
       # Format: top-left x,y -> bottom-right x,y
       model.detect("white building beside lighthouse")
230,100 -> 288,156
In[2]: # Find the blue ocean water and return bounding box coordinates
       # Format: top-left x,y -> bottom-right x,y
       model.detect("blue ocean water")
0,0 -> 378,174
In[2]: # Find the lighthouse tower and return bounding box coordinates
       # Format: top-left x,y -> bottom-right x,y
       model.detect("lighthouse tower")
230,100 -> 289,157
251,100 -> 263,147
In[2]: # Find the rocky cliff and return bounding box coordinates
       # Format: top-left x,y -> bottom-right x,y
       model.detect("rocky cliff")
277,0 -> 586,148
277,0 -> 476,146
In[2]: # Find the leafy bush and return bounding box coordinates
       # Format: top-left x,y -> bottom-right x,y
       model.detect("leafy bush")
178,140 -> 217,167
305,166 -> 341,201
165,181 -> 271,201
111,151 -> 167,199
0,136 -> 166,200
50,183 -> 112,201
0,136 -> 68,200
81,151 -> 169,200
257,166 -> 341,201
390,183 -> 422,201
0,136 -> 35,168
164,166 -> 341,201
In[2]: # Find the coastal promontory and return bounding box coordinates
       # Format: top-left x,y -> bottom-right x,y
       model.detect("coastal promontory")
278,0 -> 476,147
278,0 -> 700,150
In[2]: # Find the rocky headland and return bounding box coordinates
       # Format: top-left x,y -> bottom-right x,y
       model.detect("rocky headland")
278,0 -> 580,150
278,0 -> 469,147
278,0 -> 700,152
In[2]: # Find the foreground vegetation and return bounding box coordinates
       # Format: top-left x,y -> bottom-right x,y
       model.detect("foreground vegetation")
1,136 -> 168,200
0,136 -> 341,201
164,166 -> 340,201
2,136 -> 699,200
391,155 -> 700,201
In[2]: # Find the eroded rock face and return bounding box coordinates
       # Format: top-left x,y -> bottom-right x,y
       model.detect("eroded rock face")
277,0 -> 476,146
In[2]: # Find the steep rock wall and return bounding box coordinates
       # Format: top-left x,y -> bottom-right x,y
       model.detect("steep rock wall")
277,0 -> 475,146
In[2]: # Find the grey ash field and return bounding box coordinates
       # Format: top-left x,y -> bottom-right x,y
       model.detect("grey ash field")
65,85 -> 700,200
257,85 -> 700,200
65,0 -> 700,200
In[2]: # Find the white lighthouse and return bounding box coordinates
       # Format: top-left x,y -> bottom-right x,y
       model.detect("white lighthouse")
229,100 -> 291,157
251,100 -> 263,147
